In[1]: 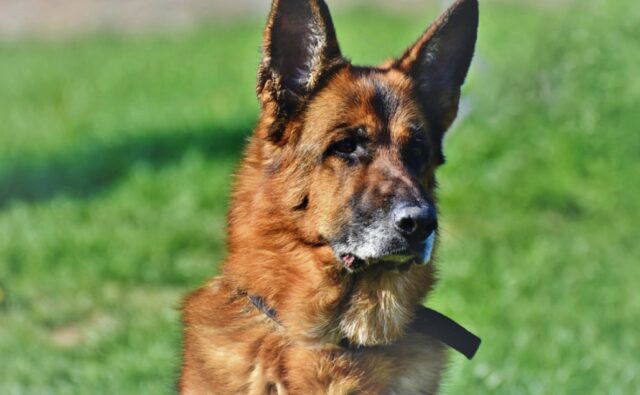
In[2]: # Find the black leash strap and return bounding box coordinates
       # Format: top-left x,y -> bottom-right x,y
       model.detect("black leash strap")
248,294 -> 481,360
412,305 -> 481,360
248,295 -> 280,324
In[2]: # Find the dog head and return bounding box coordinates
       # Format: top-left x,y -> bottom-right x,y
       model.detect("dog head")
249,0 -> 478,273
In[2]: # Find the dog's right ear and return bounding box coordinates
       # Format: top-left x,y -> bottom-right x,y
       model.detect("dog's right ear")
257,0 -> 344,144
393,0 -> 478,165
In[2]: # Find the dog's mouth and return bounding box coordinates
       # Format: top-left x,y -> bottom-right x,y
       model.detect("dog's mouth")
340,253 -> 416,273
339,253 -> 366,272
339,231 -> 436,273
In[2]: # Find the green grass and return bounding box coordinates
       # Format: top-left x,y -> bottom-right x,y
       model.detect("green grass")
1,1 -> 639,393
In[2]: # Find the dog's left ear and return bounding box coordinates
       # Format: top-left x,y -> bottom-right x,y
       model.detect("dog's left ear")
258,0 -> 345,144
394,0 -> 478,164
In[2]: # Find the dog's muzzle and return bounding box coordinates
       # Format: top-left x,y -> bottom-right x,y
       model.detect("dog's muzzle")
335,202 -> 438,273
340,230 -> 437,272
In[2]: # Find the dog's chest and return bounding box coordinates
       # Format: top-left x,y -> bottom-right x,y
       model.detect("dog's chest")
366,335 -> 447,395
258,336 -> 447,395
384,353 -> 447,395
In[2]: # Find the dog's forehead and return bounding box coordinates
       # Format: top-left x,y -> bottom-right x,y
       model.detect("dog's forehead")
304,67 -> 423,141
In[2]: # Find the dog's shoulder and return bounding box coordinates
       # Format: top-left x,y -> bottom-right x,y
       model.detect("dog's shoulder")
181,277 -> 282,393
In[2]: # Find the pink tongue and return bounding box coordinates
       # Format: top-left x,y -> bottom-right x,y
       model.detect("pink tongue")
342,254 -> 355,268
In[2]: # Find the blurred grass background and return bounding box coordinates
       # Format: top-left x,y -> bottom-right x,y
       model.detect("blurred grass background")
1,0 -> 639,393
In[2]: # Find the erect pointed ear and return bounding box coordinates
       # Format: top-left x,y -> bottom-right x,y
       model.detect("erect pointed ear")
393,0 -> 478,164
257,0 -> 345,143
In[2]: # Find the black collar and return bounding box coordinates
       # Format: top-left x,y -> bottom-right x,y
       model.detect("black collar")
248,294 -> 481,360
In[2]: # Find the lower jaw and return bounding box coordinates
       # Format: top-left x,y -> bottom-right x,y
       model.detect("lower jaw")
341,255 -> 421,274
383,260 -> 414,272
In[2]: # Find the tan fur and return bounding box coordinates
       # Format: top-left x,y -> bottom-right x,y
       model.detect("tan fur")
180,0 -> 478,393
182,278 -> 446,395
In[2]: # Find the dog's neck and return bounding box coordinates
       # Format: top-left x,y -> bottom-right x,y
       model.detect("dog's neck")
246,291 -> 481,360
221,136 -> 437,346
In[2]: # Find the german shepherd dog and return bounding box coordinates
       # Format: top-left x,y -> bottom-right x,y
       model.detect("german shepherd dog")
180,0 -> 479,393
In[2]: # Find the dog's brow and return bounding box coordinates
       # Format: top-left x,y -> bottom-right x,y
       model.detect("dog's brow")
371,80 -> 400,126
331,122 -> 350,131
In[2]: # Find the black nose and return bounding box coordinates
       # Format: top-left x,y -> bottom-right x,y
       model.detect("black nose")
392,205 -> 438,241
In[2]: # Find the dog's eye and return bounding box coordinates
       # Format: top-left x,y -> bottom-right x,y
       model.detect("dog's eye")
331,138 -> 358,156
407,142 -> 428,161
411,146 -> 425,158
405,143 -> 429,173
